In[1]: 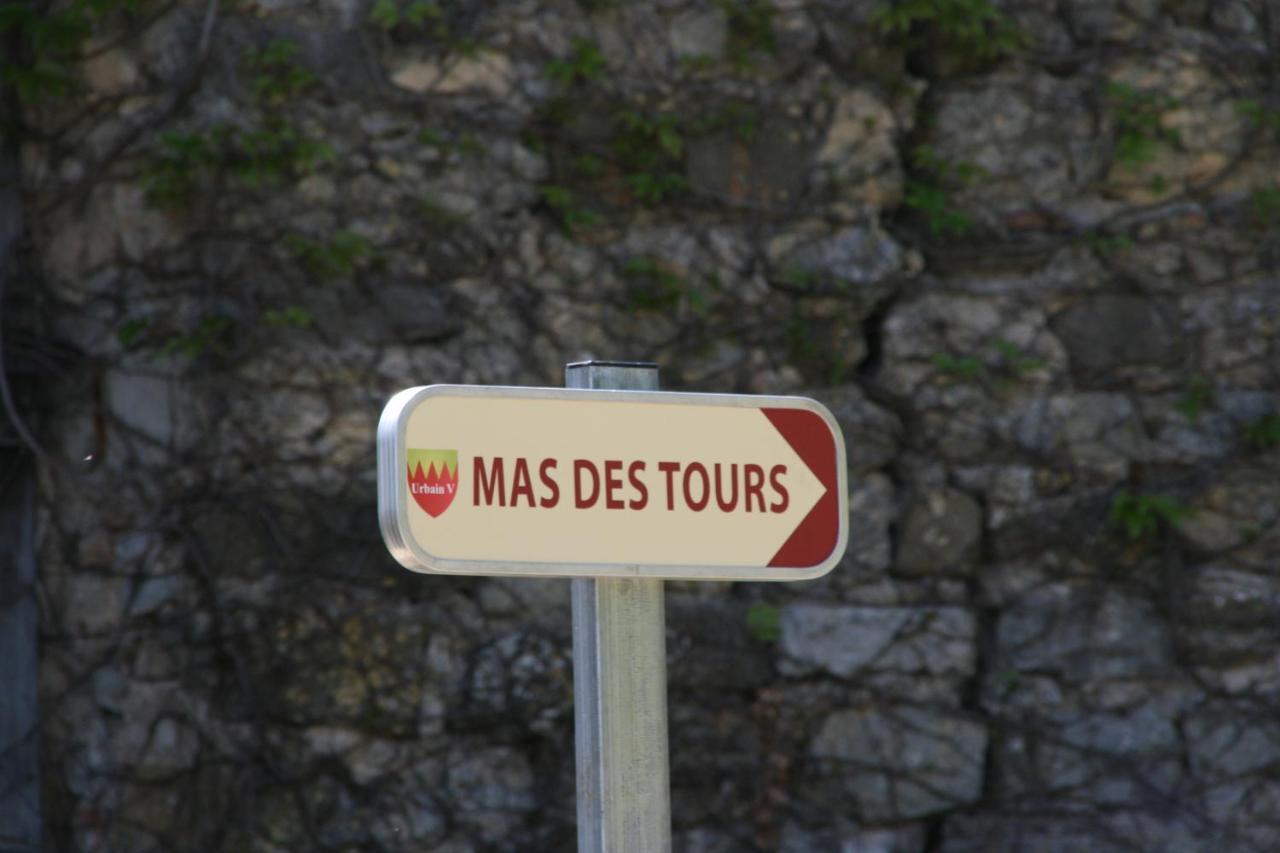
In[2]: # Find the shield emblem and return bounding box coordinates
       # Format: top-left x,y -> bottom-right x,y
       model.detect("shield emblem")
407,449 -> 459,517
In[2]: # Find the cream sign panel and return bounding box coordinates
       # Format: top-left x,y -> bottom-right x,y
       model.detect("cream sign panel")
378,385 -> 848,581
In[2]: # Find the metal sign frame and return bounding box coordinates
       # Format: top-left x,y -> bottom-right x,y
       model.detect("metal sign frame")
377,382 -> 848,582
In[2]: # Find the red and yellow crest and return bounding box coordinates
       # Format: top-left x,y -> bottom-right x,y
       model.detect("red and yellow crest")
407,449 -> 458,517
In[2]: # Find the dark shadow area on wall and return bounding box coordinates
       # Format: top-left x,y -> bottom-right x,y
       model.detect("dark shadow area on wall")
0,453 -> 39,853
0,104 -> 41,851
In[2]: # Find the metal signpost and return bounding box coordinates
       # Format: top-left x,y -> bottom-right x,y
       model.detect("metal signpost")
566,362 -> 670,853
377,361 -> 848,852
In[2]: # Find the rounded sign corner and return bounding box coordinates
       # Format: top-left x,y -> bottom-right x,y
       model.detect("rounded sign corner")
794,520 -> 849,583
378,507 -> 455,576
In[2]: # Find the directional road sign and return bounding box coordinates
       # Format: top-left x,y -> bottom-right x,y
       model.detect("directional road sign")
378,384 -> 847,581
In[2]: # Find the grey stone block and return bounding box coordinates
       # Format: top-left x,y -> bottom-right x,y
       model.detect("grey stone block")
811,706 -> 987,822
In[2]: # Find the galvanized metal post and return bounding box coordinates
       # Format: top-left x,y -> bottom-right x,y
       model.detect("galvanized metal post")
566,361 -> 672,853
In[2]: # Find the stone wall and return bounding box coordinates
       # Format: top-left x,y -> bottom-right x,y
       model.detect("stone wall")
8,0 -> 1280,850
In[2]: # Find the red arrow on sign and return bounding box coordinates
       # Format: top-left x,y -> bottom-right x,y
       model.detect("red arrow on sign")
762,408 -> 840,569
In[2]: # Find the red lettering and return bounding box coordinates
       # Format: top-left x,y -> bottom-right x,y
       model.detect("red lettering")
539,458 -> 559,508
511,458 -> 535,507
474,457 -> 505,506
628,461 -> 648,510
714,463 -> 739,512
658,461 -> 680,510
769,464 -> 789,513
604,460 -> 624,510
574,459 -> 600,509
683,462 -> 709,512
744,464 -> 765,512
